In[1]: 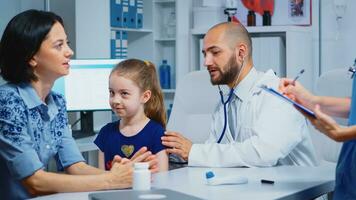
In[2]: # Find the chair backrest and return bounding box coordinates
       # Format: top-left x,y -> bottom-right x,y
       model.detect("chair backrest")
310,68 -> 352,163
167,70 -> 220,143
0,77 -> 5,86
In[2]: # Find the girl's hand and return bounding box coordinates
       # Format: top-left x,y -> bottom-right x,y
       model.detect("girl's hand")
112,147 -> 158,173
131,147 -> 159,173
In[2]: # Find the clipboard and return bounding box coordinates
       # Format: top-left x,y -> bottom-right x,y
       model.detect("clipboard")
260,85 -> 316,118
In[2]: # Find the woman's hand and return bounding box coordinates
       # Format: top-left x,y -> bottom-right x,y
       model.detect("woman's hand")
108,158 -> 133,189
308,105 -> 342,141
279,78 -> 317,110
299,104 -> 353,142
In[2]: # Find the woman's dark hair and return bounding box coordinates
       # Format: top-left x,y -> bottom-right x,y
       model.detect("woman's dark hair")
0,9 -> 63,84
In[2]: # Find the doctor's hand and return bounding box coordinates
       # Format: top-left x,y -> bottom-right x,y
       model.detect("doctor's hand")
112,147 -> 159,173
161,131 -> 192,161
279,78 -> 317,110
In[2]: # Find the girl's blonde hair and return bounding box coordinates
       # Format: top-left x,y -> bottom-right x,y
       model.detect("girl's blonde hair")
110,58 -> 167,128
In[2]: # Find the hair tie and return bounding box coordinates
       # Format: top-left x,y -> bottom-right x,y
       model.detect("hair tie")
144,60 -> 150,66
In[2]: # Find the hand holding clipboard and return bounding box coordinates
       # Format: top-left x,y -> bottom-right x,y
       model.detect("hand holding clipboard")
260,84 -> 316,118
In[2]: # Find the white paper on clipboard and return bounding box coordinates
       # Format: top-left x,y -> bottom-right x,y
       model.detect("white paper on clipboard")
260,85 -> 316,118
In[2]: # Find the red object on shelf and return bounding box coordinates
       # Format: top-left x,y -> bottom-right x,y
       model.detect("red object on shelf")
231,16 -> 241,23
241,0 -> 274,16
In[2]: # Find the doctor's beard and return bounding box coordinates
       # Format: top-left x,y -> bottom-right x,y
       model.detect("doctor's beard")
210,54 -> 240,86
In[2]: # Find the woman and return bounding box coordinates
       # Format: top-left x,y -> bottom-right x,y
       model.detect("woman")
0,10 -> 155,200
279,75 -> 356,199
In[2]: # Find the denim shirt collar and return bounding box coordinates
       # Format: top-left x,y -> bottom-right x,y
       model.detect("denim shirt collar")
17,83 -> 58,121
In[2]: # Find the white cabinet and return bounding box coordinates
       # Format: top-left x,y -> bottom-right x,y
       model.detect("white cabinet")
191,26 -> 314,90
51,0 -> 183,112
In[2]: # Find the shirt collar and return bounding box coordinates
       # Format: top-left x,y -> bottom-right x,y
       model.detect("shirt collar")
233,67 -> 259,102
17,83 -> 59,121
17,83 -> 42,109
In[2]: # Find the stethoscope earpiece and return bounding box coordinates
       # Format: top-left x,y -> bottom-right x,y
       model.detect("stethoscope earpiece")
348,67 -> 356,79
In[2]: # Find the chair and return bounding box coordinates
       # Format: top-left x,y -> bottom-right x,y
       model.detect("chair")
310,68 -> 352,163
167,70 -> 220,143
0,77 -> 5,85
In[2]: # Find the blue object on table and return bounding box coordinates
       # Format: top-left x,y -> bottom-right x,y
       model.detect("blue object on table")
205,171 -> 248,185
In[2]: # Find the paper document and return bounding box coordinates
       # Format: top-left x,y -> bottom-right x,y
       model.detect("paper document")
260,85 -> 316,118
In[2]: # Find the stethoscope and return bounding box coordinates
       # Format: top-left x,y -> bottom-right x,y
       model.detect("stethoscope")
349,66 -> 356,79
216,57 -> 246,143
217,86 -> 234,143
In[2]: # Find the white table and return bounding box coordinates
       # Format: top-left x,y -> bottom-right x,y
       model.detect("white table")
31,163 -> 336,200
75,135 -> 98,153
75,135 -> 98,166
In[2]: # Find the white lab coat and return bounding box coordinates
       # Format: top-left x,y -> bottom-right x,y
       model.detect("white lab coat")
188,68 -> 319,167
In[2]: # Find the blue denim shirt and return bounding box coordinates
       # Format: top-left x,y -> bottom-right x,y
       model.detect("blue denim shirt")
0,83 -> 84,200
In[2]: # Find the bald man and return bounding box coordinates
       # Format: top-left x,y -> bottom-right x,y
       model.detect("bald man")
162,22 -> 318,167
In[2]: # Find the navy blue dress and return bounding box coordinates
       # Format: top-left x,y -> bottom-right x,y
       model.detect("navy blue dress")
94,120 -> 165,170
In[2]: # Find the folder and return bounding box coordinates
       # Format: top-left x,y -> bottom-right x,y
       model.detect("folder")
110,0 -> 123,27
128,0 -> 137,28
260,84 -> 316,118
136,0 -> 143,28
110,30 -> 122,59
122,0 -> 129,28
121,31 -> 128,58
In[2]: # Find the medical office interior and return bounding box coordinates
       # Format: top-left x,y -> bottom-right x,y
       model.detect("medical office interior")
0,0 -> 355,199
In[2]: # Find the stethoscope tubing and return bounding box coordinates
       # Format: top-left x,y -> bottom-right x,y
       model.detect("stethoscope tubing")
217,86 -> 234,143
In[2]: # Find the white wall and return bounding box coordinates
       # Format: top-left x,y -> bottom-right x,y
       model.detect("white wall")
49,0 -> 76,56
0,0 -> 21,37
0,0 -> 44,37
75,0 -> 111,59
320,0 -> 356,73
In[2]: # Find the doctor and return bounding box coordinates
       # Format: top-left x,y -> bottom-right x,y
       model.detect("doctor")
162,22 -> 318,167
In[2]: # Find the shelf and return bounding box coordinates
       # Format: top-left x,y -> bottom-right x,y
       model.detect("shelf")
154,0 -> 175,4
191,25 -> 312,35
110,27 -> 153,33
162,89 -> 175,93
154,38 -> 176,42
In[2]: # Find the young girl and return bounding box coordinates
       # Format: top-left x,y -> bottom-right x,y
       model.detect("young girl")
95,59 -> 168,171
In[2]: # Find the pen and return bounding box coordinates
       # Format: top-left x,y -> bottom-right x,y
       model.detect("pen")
261,179 -> 274,184
292,69 -> 305,85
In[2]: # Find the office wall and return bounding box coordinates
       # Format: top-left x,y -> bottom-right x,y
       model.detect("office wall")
320,0 -> 356,73
75,0 -> 111,59
0,0 -> 21,37
49,0 -> 76,57
0,0 -> 44,37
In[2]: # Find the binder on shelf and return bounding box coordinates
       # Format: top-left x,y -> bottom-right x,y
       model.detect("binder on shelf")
122,0 -> 129,28
128,0 -> 137,28
110,30 -> 121,59
121,31 -> 128,58
110,0 -> 123,27
136,0 -> 143,28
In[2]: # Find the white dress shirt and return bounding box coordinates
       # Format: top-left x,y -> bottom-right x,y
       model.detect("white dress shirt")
188,68 -> 319,167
